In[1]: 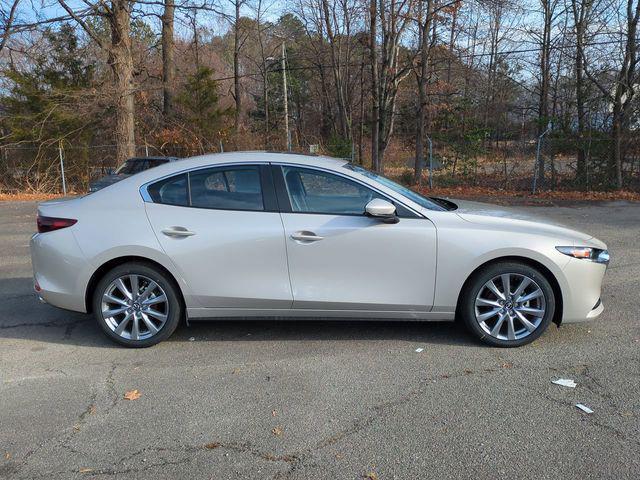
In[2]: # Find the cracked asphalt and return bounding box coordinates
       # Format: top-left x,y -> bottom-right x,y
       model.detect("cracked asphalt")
1,200 -> 639,479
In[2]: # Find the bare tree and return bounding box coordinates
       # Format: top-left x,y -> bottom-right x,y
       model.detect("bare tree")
570,0 -> 596,185
58,0 -> 136,163
535,0 -> 560,186
414,0 -> 435,184
369,0 -> 380,170
0,0 -> 20,54
162,0 -> 176,118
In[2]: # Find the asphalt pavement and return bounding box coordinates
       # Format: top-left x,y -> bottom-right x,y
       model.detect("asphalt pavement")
1,200 -> 639,479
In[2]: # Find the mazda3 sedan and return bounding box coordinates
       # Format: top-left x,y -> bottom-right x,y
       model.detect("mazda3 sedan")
30,152 -> 609,347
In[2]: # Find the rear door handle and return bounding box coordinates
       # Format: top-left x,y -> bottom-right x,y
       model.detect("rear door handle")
162,226 -> 196,238
291,231 -> 324,242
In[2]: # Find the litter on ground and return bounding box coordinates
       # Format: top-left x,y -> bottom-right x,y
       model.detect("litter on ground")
552,378 -> 577,388
575,403 -> 594,414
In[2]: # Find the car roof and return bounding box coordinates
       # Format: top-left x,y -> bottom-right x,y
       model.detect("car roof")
127,156 -> 179,162
139,151 -> 348,176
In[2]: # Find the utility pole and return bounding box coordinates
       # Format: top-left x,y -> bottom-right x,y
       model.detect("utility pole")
281,41 -> 291,151
58,140 -> 67,195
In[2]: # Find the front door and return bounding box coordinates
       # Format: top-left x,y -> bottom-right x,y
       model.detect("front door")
275,165 -> 437,312
144,164 -> 292,309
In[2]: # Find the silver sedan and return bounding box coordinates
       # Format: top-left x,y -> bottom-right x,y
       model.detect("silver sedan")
30,152 -> 609,347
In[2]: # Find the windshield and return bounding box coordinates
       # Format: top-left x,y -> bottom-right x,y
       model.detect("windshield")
343,164 -> 455,211
115,160 -> 144,175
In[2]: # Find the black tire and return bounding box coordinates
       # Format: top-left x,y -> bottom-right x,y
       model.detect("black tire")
92,262 -> 182,347
459,261 -> 555,347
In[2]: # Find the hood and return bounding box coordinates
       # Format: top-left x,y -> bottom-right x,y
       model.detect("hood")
89,174 -> 129,192
451,199 -> 597,244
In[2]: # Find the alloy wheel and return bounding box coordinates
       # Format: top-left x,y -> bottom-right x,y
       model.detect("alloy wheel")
474,273 -> 546,341
101,274 -> 169,340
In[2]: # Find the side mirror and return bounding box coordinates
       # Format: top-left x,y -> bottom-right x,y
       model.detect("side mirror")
365,198 -> 399,224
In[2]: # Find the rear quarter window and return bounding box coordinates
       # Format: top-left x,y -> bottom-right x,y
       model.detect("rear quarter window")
147,173 -> 188,206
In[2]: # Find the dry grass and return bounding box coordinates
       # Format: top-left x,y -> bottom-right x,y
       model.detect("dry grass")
0,192 -> 69,202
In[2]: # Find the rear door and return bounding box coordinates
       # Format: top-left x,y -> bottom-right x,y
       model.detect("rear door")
144,164 -> 292,309
273,164 -> 437,312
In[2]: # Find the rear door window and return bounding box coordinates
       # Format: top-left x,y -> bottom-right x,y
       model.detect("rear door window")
189,166 -> 264,211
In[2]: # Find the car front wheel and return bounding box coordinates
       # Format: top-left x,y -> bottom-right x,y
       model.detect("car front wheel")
93,262 -> 182,347
460,262 -> 556,347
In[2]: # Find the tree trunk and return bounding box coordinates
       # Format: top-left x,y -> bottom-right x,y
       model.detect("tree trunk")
415,0 -> 433,186
233,0 -> 242,133
110,0 -> 136,163
572,0 -> 589,185
536,0 -> 553,187
161,0 -> 175,119
369,0 -> 379,171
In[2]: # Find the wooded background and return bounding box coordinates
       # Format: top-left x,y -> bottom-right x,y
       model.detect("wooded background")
0,0 -> 638,194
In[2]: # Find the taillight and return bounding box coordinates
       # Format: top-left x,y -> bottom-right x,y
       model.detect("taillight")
37,215 -> 77,233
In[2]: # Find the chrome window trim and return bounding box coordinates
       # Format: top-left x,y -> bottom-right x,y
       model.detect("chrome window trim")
139,159 -> 425,218
139,161 -> 269,204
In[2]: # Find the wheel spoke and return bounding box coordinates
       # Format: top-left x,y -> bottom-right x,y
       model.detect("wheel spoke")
512,277 -> 531,300
143,308 -> 167,322
516,306 -> 545,317
141,313 -> 159,334
103,294 -> 128,307
501,274 -> 511,297
490,312 -> 507,336
103,306 -> 129,318
507,316 -> 516,340
131,314 -> 140,340
475,297 -> 502,308
138,281 -> 158,302
486,280 -> 505,300
142,293 -> 166,306
517,289 -> 543,303
477,308 -> 501,322
515,311 -> 537,332
130,275 -> 139,298
114,312 -> 133,335
115,278 -> 132,300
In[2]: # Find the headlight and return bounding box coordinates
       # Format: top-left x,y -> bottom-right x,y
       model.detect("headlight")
556,246 -> 610,264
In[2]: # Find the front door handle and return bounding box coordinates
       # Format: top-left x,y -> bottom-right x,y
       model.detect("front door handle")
162,226 -> 196,238
291,231 -> 324,243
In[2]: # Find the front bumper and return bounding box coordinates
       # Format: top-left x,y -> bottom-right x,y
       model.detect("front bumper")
560,257 -> 607,323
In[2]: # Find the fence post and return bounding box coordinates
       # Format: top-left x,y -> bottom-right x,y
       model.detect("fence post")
427,136 -> 433,189
219,140 -> 224,153
532,123 -> 552,194
58,141 -> 67,195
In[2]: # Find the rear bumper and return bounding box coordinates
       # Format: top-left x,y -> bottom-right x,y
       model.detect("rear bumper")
30,231 -> 90,313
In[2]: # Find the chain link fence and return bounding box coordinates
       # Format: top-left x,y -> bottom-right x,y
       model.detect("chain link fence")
1,133 -> 639,194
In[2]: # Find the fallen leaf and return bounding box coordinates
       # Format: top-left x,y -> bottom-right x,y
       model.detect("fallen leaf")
204,442 -> 221,449
365,472 -> 379,480
272,426 -> 283,436
123,389 -> 141,401
79,468 -> 93,473
88,405 -> 96,415
501,362 -> 513,369
463,369 -> 473,375
232,368 -> 241,375
272,410 -> 277,417
4,452 -> 11,460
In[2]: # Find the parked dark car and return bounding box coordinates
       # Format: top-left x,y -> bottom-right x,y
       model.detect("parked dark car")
89,156 -> 180,192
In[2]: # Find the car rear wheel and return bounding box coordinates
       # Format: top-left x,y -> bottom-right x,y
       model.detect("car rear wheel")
93,262 -> 182,347
460,262 -> 555,347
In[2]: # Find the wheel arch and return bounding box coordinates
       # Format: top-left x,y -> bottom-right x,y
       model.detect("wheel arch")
85,256 -> 186,314
455,255 -> 563,327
